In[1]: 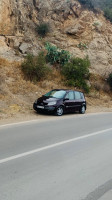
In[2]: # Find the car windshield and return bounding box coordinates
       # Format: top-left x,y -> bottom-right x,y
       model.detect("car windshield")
44,90 -> 66,99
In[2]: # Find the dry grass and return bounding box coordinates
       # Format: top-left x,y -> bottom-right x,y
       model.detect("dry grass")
90,73 -> 111,93
0,57 -> 21,67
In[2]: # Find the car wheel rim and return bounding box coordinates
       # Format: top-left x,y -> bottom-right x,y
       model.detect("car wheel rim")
81,106 -> 85,113
57,107 -> 63,116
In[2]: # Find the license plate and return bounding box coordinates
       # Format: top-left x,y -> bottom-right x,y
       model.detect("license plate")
37,105 -> 44,109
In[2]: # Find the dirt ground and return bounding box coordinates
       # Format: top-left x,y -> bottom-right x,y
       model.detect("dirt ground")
0,102 -> 112,126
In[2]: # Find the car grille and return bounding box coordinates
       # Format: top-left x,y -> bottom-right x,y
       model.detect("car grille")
38,102 -> 48,106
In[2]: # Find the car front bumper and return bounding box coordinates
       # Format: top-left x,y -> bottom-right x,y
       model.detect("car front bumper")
33,103 -> 56,112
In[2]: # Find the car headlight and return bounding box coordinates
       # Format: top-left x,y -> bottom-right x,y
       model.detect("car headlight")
34,99 -> 38,104
48,101 -> 56,106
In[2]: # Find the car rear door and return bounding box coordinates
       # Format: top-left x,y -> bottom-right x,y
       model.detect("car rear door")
74,91 -> 83,111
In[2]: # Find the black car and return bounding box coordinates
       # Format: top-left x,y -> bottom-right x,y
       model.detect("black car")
33,89 -> 86,116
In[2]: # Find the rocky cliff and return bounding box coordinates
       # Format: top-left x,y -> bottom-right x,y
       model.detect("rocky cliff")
0,0 -> 112,76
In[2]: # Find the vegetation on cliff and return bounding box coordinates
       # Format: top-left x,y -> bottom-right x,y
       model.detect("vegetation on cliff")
45,43 -> 70,66
21,44 -> 90,93
36,23 -> 50,37
78,0 -> 112,22
21,52 -> 51,82
61,57 -> 90,93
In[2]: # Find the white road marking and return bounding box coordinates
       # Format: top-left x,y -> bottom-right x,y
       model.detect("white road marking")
0,127 -> 112,164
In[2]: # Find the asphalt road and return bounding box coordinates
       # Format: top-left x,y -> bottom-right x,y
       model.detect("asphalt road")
0,112 -> 112,200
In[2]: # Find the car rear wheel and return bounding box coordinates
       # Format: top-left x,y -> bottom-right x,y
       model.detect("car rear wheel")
79,105 -> 85,114
55,106 -> 64,116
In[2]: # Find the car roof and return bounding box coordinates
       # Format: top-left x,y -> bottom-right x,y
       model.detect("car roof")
52,89 -> 83,93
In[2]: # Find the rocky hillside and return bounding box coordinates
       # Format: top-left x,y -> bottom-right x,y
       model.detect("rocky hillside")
0,0 -> 112,76
0,0 -> 112,121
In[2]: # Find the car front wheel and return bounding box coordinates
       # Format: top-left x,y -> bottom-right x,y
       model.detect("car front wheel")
79,105 -> 85,114
55,106 -> 64,116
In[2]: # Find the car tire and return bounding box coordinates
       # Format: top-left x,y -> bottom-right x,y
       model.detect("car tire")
55,106 -> 64,116
79,105 -> 85,114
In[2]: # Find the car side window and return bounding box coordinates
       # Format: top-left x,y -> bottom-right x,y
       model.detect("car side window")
74,91 -> 81,100
66,91 -> 74,100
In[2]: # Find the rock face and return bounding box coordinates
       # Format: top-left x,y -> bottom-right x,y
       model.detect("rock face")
0,0 -> 112,76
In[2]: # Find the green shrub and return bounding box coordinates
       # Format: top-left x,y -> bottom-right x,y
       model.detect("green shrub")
21,52 -> 50,82
58,50 -> 71,66
79,0 -> 112,14
78,0 -> 94,10
61,57 -> 90,93
107,73 -> 112,89
36,23 -> 50,37
45,43 -> 59,64
93,22 -> 100,26
45,43 -> 70,66
104,8 -> 112,23
77,42 -> 88,50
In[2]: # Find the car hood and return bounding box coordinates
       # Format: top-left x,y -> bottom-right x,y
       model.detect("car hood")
37,96 -> 58,104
